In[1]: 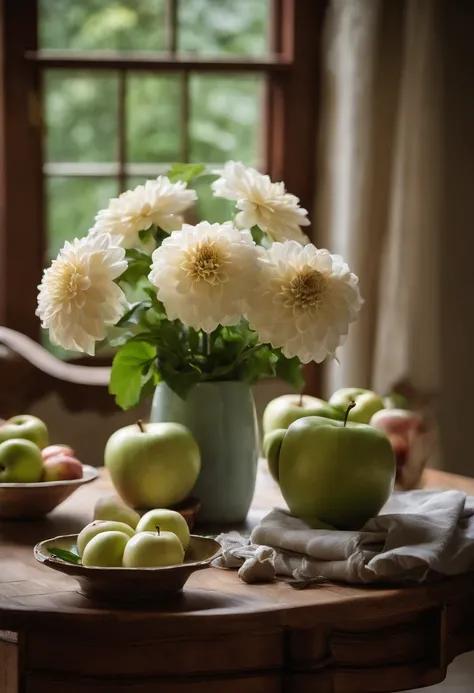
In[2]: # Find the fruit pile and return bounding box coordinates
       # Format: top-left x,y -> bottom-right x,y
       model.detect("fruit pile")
0,414 -> 83,483
263,387 -> 428,485
75,499 -> 189,568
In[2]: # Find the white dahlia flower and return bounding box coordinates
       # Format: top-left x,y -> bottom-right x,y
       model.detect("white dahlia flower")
149,221 -> 259,333
36,234 -> 127,355
211,161 -> 310,244
91,176 -> 197,248
246,241 -> 363,363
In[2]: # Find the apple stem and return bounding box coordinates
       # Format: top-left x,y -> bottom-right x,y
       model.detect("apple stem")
344,401 -> 357,427
155,525 -> 161,536
136,420 -> 145,433
298,392 -> 304,407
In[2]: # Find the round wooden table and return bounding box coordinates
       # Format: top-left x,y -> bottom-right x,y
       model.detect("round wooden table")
2,464 -> 474,693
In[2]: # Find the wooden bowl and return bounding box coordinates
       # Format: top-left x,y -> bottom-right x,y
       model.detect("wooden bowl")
0,465 -> 99,520
34,533 -> 221,603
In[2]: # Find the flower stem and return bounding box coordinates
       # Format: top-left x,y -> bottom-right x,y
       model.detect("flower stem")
202,331 -> 211,357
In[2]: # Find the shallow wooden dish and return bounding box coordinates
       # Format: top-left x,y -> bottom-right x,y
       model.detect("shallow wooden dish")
34,533 -> 221,603
0,465 -> 98,520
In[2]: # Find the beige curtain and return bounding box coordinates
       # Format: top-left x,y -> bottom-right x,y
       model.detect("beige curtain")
316,0 -> 442,405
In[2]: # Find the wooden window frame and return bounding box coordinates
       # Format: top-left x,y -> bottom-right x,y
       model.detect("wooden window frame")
0,0 -> 327,397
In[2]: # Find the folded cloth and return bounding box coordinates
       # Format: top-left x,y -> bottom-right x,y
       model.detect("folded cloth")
213,489 -> 474,585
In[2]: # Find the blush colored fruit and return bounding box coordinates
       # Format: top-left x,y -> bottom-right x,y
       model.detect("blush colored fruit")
42,455 -> 83,482
42,444 -> 75,461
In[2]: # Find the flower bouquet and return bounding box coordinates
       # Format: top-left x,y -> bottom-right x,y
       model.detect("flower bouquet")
37,161 -> 362,522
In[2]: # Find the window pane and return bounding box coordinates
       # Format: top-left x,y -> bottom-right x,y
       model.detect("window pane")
190,173 -> 236,224
45,71 -> 118,163
127,75 -> 181,163
39,0 -> 166,52
178,0 -> 270,56
47,177 -> 117,260
190,74 -> 263,166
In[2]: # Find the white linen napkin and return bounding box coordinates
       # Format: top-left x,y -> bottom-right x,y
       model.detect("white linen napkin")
213,489 -> 474,585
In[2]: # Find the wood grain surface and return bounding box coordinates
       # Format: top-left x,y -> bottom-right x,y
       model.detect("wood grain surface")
2,464 -> 474,693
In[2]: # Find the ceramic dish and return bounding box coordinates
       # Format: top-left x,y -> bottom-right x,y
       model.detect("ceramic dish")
0,465 -> 98,520
34,533 -> 221,602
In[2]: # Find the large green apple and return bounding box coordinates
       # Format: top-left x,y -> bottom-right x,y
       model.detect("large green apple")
0,439 -> 44,483
263,394 -> 343,436
0,415 -> 49,449
329,388 -> 385,424
104,421 -> 201,509
264,410 -> 395,530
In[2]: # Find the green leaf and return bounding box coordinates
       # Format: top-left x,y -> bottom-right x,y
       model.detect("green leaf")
160,368 -> 201,399
238,346 -> 278,384
142,287 -> 167,318
251,225 -> 265,245
139,227 -> 153,244
48,548 -> 81,564
276,353 -> 305,390
166,162 -> 205,184
116,301 -> 152,328
118,249 -> 152,286
110,340 -> 157,410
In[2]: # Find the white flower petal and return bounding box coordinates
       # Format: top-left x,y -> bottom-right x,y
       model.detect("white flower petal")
90,176 -> 197,249
36,234 -> 127,355
246,241 -> 363,363
148,221 -> 259,333
212,161 -> 310,244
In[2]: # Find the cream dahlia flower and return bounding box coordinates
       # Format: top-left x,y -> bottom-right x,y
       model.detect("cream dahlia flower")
91,176 -> 197,248
36,234 -> 127,355
211,161 -> 310,244
246,241 -> 363,363
149,221 -> 259,333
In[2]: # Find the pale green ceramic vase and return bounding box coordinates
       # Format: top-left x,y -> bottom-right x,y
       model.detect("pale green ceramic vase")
150,381 -> 259,524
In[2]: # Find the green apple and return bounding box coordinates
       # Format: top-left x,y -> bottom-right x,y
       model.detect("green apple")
93,495 -> 140,529
263,394 -> 343,436
264,406 -> 395,530
136,509 -> 190,550
329,388 -> 385,424
122,527 -> 184,568
77,520 -> 136,557
0,439 -> 44,483
82,530 -> 131,567
104,421 -> 201,509
0,415 -> 49,449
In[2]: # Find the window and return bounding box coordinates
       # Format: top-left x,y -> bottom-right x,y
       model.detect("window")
0,0 -> 326,383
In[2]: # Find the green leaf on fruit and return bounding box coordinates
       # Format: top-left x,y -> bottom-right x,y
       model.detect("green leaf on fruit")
166,162 -> 205,184
48,548 -> 82,564
110,340 -> 157,410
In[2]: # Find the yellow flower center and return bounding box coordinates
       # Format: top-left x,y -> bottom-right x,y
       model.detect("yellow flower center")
282,267 -> 328,310
181,240 -> 228,285
50,261 -> 90,305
